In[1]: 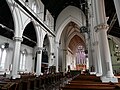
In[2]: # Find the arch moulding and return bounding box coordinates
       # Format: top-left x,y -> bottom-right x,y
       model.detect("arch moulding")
55,16 -> 83,45
55,6 -> 86,45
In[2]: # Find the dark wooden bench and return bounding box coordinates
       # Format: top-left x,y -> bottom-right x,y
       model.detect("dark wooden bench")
0,82 -> 17,90
20,74 -> 36,90
61,74 -> 120,90
61,85 -> 116,90
66,83 -> 116,86
73,75 -> 101,82
68,80 -> 102,84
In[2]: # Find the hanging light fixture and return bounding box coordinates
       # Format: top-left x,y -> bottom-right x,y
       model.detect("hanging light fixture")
80,26 -> 88,33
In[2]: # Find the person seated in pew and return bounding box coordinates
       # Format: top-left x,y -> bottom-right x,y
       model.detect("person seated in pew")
84,69 -> 90,75
3,72 -> 6,77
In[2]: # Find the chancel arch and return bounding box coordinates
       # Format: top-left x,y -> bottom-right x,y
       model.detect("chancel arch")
67,35 -> 86,71
55,6 -> 86,72
57,20 -> 86,73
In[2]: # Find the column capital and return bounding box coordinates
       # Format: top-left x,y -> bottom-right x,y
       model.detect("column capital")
55,41 -> 59,47
36,47 -> 43,54
13,37 -> 23,42
36,47 -> 43,50
94,23 -> 109,32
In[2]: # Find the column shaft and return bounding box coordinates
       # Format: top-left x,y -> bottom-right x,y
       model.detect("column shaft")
94,40 -> 102,76
62,49 -> 67,72
11,37 -> 23,79
36,47 -> 42,76
94,0 -> 118,82
91,0 -> 102,76
55,42 -> 59,72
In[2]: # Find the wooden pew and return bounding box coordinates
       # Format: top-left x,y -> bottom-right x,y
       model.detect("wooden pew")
61,85 -> 116,90
20,74 -> 36,90
10,78 -> 21,90
0,82 -> 17,90
0,76 -> 18,90
66,83 -> 116,86
62,82 -> 117,90
73,75 -> 101,82
34,76 -> 40,90
28,76 -> 35,90
68,80 -> 102,84
61,74 -> 120,90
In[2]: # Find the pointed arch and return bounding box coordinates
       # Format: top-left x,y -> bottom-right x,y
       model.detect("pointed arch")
43,34 -> 50,52
0,0 -> 15,39
66,31 -> 85,48
22,21 -> 37,47
55,5 -> 86,44
7,0 -> 23,37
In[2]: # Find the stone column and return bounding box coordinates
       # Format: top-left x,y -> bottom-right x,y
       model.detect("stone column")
11,37 -> 23,79
48,35 -> 54,67
91,0 -> 102,76
55,42 -> 59,72
62,49 -> 67,72
94,0 -> 118,82
114,0 -> 120,26
87,1 -> 96,74
48,52 -> 54,67
93,40 -> 102,76
95,24 -> 118,82
90,19 -> 98,74
85,33 -> 94,72
86,57 -> 89,69
36,47 -> 43,76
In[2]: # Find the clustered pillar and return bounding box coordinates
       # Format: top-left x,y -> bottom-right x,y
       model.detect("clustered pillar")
93,0 -> 118,82
36,47 -> 43,76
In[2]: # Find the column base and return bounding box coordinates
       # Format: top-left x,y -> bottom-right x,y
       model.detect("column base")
106,71 -> 114,78
90,72 -> 96,75
36,72 -> 43,76
100,76 -> 118,83
96,73 -> 102,76
12,75 -> 21,79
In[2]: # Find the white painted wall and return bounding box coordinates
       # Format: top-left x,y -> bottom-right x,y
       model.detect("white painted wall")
0,35 -> 34,74
37,0 -> 44,21
0,36 -> 14,73
45,10 -> 54,31
21,44 -> 33,73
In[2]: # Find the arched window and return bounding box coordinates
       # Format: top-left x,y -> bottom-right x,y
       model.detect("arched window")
0,45 -> 7,70
19,49 -> 27,71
